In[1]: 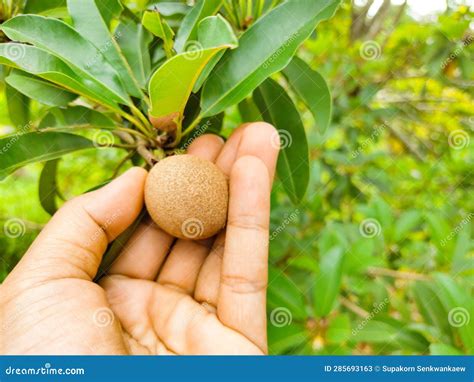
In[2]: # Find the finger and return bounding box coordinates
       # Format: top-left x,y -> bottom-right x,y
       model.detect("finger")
237,122 -> 279,183
217,156 -> 272,353
7,168 -> 147,285
194,232 -> 225,308
103,276 -> 262,355
106,218 -> 174,280
195,122 -> 279,308
157,238 -> 214,294
156,134 -> 224,291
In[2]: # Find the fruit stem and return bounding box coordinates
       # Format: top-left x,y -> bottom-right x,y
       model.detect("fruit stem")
179,114 -> 203,142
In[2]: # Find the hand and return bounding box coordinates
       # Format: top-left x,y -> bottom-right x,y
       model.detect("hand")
0,122 -> 280,355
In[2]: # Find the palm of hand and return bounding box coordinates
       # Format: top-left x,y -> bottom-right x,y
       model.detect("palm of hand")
0,123 -> 279,355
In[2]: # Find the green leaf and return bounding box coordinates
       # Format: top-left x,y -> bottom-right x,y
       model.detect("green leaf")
267,323 -> 308,355
238,97 -> 262,123
430,343 -> 464,355
393,210 -> 422,242
254,78 -> 309,204
193,15 -> 238,92
433,274 -> 473,352
1,15 -> 130,105
0,132 -> 95,180
5,83 -> 30,128
267,266 -> 307,320
94,209 -> 147,282
283,56 -> 332,134
326,314 -> 351,344
67,0 -> 142,97
173,0 -> 223,53
411,281 -> 452,340
0,43 -> 121,109
142,10 -> 175,58
116,20 -> 153,89
200,0 -> 341,117
95,0 -> 123,27
312,246 -> 345,317
38,105 -> 115,129
148,46 -> 231,131
38,159 -> 60,215
352,319 -> 429,352
24,0 -> 66,15
6,70 -> 77,107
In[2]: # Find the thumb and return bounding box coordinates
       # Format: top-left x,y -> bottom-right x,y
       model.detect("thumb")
7,167 -> 147,285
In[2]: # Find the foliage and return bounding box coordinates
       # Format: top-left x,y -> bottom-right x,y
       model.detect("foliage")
0,0 -> 473,355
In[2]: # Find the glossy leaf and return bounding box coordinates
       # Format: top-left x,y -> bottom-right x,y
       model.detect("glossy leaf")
283,56 -> 332,133
0,131 -> 94,180
267,323 -> 308,355
174,0 -> 223,53
0,43 -> 121,110
116,20 -> 153,89
200,0 -> 341,117
1,15 -> 130,105
67,0 -> 142,97
254,78 -> 309,204
238,97 -> 262,123
5,83 -> 30,128
6,70 -> 77,107
38,159 -> 60,215
193,15 -> 238,92
142,10 -> 175,58
148,46 -> 231,131
24,0 -> 66,15
38,105 -> 115,129
312,246 -> 345,317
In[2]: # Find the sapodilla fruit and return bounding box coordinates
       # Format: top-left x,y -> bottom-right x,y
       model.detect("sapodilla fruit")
144,154 -> 228,240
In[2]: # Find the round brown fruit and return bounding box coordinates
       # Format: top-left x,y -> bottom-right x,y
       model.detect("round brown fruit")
144,154 -> 228,240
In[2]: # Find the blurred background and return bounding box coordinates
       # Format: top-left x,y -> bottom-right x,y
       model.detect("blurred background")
0,0 -> 473,355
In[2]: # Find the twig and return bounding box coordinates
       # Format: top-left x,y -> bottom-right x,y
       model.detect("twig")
367,267 -> 430,281
340,296 -> 370,319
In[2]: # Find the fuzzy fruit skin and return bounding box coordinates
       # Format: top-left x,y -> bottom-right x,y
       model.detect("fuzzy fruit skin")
145,154 -> 228,240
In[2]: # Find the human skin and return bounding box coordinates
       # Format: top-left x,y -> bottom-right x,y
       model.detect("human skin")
0,122 -> 280,355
